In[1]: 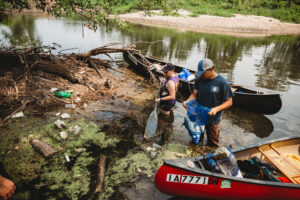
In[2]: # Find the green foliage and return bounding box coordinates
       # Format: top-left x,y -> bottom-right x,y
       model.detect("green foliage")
179,0 -> 300,23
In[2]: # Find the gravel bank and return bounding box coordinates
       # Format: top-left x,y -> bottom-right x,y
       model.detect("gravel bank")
118,11 -> 300,37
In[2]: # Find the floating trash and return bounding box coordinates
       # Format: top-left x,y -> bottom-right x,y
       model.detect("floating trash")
50,88 -> 58,93
61,113 -> 71,119
55,119 -> 66,129
64,153 -> 70,162
11,111 -> 24,119
59,131 -> 68,139
65,104 -> 76,109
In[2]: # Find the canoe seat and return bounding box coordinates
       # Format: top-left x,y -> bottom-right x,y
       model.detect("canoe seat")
258,145 -> 300,184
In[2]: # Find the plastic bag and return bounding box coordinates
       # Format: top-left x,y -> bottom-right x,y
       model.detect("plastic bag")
178,68 -> 193,81
183,100 -> 210,144
186,99 -> 210,126
183,117 -> 204,144
215,147 -> 243,178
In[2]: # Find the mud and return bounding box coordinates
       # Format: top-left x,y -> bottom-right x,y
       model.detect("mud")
0,49 -> 196,200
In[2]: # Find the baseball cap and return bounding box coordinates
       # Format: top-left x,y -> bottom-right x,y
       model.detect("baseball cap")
162,63 -> 175,73
195,58 -> 214,77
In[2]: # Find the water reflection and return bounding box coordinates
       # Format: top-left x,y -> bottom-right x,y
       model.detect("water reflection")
224,107 -> 273,138
255,36 -> 300,91
125,25 -> 300,92
0,14 -> 41,46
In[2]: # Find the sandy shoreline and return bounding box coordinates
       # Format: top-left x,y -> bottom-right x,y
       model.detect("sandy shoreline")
118,11 -> 300,37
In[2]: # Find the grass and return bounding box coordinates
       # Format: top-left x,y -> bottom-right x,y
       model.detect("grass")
179,0 -> 300,23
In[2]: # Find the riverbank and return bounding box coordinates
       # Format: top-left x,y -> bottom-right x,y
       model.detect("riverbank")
118,10 -> 300,37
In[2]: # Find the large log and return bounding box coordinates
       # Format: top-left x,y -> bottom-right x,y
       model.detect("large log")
94,155 -> 106,194
30,138 -> 57,158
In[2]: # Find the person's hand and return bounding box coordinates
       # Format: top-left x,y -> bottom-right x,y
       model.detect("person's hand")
155,98 -> 161,103
183,100 -> 189,110
0,175 -> 16,200
208,107 -> 218,116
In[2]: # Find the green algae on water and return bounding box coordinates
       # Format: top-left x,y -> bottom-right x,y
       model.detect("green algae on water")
0,116 -> 120,200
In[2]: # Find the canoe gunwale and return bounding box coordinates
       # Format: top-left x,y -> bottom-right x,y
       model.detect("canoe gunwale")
163,135 -> 300,189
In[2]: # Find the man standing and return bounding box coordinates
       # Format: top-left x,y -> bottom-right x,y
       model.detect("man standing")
183,58 -> 233,147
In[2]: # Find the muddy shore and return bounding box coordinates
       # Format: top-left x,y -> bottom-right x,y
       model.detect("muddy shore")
118,10 -> 300,37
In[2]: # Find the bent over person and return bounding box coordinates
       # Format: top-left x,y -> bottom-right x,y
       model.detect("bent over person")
156,63 -> 179,115
183,58 -> 233,147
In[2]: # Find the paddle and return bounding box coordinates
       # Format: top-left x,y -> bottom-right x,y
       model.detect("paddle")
144,80 -> 162,140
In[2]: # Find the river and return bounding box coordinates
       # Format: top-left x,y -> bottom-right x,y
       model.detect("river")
0,13 -> 300,199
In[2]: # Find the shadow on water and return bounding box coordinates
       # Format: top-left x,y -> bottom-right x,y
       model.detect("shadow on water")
224,107 -> 274,138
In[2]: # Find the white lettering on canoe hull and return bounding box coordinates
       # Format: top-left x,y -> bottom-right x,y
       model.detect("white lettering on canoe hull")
166,174 -> 208,184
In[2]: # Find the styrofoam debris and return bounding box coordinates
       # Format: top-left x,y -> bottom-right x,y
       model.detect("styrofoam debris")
55,119 -> 66,129
65,104 -> 76,109
74,148 -> 86,153
59,131 -> 68,139
61,113 -> 71,119
75,97 -> 81,103
69,125 -> 81,135
50,88 -> 58,93
152,143 -> 161,150
146,147 -> 155,152
150,150 -> 157,158
55,112 -> 61,116
11,111 -> 24,119
65,153 -> 70,162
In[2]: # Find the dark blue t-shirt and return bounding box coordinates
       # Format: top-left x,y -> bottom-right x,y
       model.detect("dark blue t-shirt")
193,75 -> 233,125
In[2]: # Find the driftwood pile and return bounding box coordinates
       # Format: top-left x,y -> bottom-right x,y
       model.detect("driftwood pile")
0,44 -> 145,126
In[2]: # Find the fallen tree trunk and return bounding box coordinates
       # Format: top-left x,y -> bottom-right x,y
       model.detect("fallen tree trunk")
30,138 -> 57,158
94,155 -> 106,194
75,44 -> 137,60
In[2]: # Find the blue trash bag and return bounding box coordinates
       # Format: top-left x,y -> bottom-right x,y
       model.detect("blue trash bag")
186,99 -> 210,125
183,117 -> 204,144
183,100 -> 210,144
178,68 -> 191,81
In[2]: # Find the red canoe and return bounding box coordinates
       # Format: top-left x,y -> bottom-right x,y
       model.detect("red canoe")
155,136 -> 300,199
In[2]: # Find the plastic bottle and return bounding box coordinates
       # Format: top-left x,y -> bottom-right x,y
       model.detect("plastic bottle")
215,147 -> 242,177
55,91 -> 71,98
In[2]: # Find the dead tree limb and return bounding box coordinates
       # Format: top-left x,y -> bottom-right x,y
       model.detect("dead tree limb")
104,53 -> 116,62
94,155 -> 106,194
87,59 -> 103,79
75,45 -> 138,60
127,51 -> 159,87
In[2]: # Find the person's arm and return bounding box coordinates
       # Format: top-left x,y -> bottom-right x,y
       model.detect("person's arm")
0,175 -> 16,200
182,89 -> 197,110
208,97 -> 232,116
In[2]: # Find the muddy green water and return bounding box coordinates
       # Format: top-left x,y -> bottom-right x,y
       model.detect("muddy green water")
0,13 -> 300,200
